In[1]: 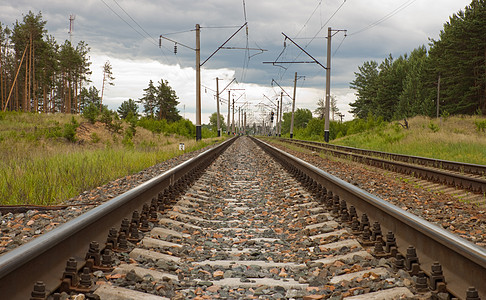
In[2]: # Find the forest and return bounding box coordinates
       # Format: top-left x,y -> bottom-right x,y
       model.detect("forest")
349,0 -> 486,121
0,11 -> 93,114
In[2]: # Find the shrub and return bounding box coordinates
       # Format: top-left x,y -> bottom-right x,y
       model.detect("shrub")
82,103 -> 100,124
475,119 -> 486,132
63,117 -> 79,142
428,122 -> 440,132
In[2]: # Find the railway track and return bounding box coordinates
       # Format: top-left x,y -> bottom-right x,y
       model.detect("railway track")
279,138 -> 486,202
1,136 -> 485,299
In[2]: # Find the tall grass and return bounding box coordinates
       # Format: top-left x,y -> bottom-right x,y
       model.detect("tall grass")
0,140 -> 218,205
333,116 -> 486,165
0,112 -> 223,205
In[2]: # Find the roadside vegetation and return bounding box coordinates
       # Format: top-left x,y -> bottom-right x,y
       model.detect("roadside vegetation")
0,111 -> 224,205
276,114 -> 486,166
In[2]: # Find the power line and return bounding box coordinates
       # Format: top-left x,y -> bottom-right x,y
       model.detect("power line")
349,0 -> 418,36
276,0 -> 347,81
112,0 -> 157,44
295,0 -> 323,38
99,0 -> 149,43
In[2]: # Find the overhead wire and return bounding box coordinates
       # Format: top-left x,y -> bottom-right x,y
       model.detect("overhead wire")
349,0 -> 418,36
275,0 -> 347,82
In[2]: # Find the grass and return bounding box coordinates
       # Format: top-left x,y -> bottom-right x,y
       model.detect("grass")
0,112 -> 224,205
331,115 -> 486,165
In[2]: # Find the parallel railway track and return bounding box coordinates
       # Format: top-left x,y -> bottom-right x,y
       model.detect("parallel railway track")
279,138 -> 486,198
0,136 -> 485,299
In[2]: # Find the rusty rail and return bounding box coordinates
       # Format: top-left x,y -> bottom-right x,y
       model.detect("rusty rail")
280,138 -> 486,194
253,137 -> 486,300
0,137 -> 236,299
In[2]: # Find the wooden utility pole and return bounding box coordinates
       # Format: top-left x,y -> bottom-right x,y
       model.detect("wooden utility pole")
290,72 -> 297,138
195,24 -> 202,141
4,44 -> 28,112
216,77 -> 221,137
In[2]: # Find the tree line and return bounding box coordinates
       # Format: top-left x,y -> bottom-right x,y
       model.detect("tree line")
1,11 -> 92,113
349,0 -> 486,121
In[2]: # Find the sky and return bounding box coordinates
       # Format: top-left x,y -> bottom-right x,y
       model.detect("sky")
0,0 -> 473,125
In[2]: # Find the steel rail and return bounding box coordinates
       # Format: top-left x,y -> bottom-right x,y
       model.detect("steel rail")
281,138 -> 486,194
0,137 -> 236,300
253,137 -> 486,300
284,138 -> 486,176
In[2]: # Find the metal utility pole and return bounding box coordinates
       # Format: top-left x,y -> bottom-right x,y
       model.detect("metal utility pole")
232,97 -> 235,135
195,24 -> 202,141
215,77 -> 221,137
227,90 -> 231,135
244,111 -> 247,135
290,72 -> 297,138
279,92 -> 283,137
265,30 -> 345,142
324,27 -> 331,143
160,23 -> 248,141
276,98 -> 280,136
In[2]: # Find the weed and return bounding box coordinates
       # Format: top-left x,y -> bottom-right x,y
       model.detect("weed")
91,133 -> 100,143
474,119 -> 486,132
428,122 -> 440,132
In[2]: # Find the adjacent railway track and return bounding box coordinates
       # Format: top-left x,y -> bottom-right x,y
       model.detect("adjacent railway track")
279,138 -> 486,197
0,136 -> 485,299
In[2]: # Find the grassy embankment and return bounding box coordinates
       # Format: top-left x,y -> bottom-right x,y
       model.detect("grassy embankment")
0,112 -> 225,205
331,116 -> 486,165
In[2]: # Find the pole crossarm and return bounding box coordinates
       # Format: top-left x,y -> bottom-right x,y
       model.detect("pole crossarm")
263,94 -> 278,107
262,32 -> 328,70
201,22 -> 248,66
218,78 -> 237,95
271,79 -> 292,99
159,35 -> 195,51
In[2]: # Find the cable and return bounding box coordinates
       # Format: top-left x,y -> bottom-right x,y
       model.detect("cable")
100,0 -> 150,43
112,0 -> 157,44
349,0 -> 418,36
295,0 -> 323,38
332,34 -> 346,57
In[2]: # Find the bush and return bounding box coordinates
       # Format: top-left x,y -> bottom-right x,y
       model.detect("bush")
428,122 -> 440,132
63,117 -> 79,142
82,103 -> 100,124
475,119 -> 486,132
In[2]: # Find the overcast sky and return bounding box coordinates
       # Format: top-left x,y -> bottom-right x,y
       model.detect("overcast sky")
1,0 -> 472,124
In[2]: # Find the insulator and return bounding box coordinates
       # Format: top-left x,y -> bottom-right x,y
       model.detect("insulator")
174,44 -> 177,54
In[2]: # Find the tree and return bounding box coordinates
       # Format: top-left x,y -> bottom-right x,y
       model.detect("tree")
78,86 -> 100,112
139,79 -> 181,122
155,79 -> 180,122
118,98 -> 139,119
209,112 -> 226,132
139,80 -> 157,117
349,60 -> 379,119
314,96 -> 338,120
100,60 -> 114,110
282,108 -> 312,134
1,11 -> 91,114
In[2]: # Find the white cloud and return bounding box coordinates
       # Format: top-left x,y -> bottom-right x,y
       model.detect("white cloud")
1,0 -> 472,124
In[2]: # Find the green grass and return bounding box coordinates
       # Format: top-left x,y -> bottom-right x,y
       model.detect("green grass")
0,112 -> 223,205
0,144 -> 213,205
331,116 -> 486,165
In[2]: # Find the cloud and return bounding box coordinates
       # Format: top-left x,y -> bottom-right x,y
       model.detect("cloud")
0,0 -> 472,123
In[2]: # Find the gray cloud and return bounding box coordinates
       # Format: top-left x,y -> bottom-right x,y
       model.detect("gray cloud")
0,0 -> 472,121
